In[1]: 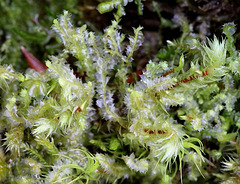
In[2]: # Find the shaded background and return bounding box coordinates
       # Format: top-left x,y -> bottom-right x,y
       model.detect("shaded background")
1,0 -> 240,71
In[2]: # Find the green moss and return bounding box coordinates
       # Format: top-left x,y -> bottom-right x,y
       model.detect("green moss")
0,2 -> 240,184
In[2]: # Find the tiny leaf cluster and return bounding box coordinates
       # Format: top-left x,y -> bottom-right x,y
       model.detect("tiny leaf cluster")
0,4 -> 240,184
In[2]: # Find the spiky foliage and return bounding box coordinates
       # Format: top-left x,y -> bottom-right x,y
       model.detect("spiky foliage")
0,5 -> 240,184
97,0 -> 144,16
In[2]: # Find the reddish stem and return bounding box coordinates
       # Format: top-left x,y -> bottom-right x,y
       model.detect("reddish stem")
20,46 -> 48,73
162,69 -> 174,77
75,106 -> 82,113
169,69 -> 209,89
144,129 -> 166,135
126,68 -> 145,83
149,130 -> 155,134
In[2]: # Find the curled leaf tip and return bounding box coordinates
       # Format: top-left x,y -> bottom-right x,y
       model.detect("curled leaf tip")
20,46 -> 47,73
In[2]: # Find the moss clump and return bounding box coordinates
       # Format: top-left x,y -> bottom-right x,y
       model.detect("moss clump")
0,1 -> 240,184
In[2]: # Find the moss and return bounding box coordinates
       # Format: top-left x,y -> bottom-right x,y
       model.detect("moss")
1,1 -> 240,184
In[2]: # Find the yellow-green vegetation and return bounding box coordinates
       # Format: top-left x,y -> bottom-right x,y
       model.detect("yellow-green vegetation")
0,1 -> 240,184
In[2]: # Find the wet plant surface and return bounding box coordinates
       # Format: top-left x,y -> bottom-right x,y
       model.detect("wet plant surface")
1,1 -> 240,184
